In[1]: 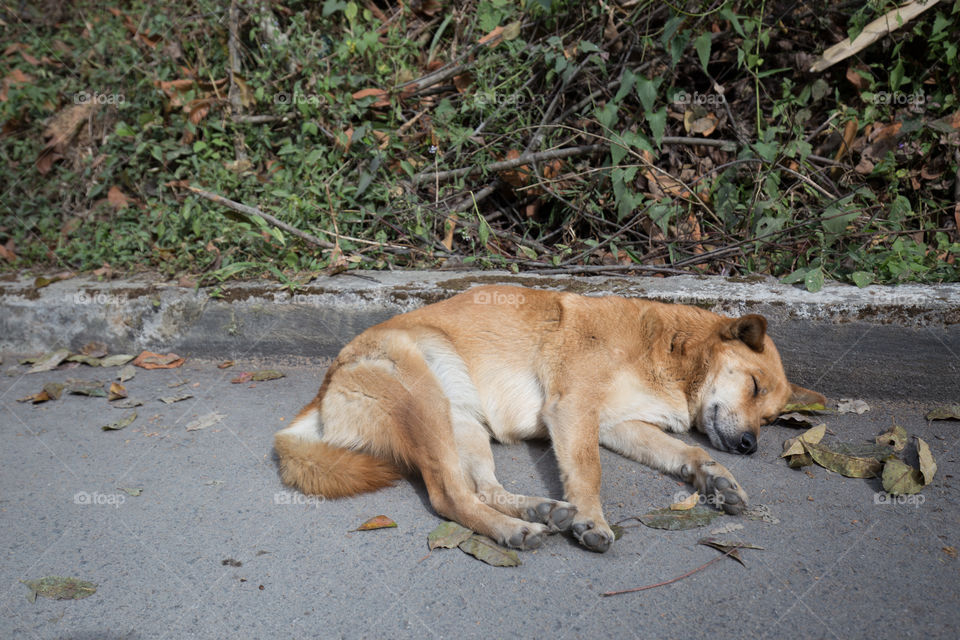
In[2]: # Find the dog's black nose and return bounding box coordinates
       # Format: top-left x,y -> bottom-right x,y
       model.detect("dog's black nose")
737,432 -> 758,455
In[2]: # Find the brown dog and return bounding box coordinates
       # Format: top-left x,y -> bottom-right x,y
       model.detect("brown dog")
275,286 -> 824,552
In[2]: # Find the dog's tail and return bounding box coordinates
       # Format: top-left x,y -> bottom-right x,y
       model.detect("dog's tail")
274,406 -> 400,498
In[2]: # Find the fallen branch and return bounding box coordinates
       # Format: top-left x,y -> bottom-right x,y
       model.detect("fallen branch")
600,545 -> 743,597
809,0 -> 941,72
226,0 -> 249,167
401,63 -> 470,94
186,186 -> 336,250
231,114 -> 292,124
523,263 -> 691,276
399,28 -> 515,95
413,145 -> 604,185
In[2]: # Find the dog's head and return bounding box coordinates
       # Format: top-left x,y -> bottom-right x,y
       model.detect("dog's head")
694,314 -> 825,455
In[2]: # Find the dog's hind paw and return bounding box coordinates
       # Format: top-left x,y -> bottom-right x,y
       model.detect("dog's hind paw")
525,501 -> 577,533
571,519 -> 614,553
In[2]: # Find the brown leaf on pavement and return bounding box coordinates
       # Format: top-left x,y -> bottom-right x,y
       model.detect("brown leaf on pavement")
354,515 -> 398,531
132,351 -> 185,369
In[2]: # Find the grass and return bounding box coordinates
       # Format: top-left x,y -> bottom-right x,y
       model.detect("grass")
1,0 -> 958,290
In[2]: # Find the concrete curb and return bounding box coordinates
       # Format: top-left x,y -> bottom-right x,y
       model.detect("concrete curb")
1,271 -> 957,400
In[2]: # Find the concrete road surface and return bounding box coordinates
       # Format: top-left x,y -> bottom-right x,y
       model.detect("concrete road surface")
1,352 -> 958,639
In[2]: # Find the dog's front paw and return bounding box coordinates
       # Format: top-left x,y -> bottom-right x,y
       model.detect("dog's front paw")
506,522 -> 550,550
525,500 -> 577,533
686,461 -> 749,515
571,518 -> 614,553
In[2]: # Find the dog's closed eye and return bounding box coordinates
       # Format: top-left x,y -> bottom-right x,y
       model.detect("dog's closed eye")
751,375 -> 760,398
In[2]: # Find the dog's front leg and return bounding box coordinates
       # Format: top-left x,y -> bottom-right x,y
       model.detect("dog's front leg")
600,420 -> 749,514
543,395 -> 614,553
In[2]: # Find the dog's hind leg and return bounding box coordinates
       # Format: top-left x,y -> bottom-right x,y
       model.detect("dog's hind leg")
404,404 -> 551,549
340,330 -> 551,550
414,332 -> 575,537
452,421 -> 577,533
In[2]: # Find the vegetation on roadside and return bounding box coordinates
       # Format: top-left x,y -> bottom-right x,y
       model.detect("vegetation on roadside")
1,0 -> 958,289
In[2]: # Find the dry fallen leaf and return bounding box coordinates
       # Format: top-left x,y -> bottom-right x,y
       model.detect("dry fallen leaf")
67,354 -> 103,366
698,537 -> 764,566
427,521 -> 473,550
925,404 -> 960,421
670,492 -> 699,511
27,348 -> 71,373
639,506 -> 721,530
132,351 -> 185,369
159,393 -> 193,404
836,398 -> 870,415
458,534 -> 521,567
354,515 -> 397,531
21,576 -> 97,603
80,342 -> 108,358
683,108 -> 719,136
351,88 -> 390,108
876,425 -> 908,452
252,369 -> 284,382
882,459 -> 923,495
108,382 -> 127,400
102,411 -> 137,431
118,364 -> 136,382
17,389 -> 52,404
33,271 -> 75,289
916,438 -> 937,485
802,441 -> 881,478
781,402 -> 828,414
185,412 -> 225,431
100,354 -> 135,367
478,25 -> 505,47
776,412 -> 820,428
65,378 -> 107,397
781,424 -> 827,459
107,186 -> 132,209
110,398 -> 143,409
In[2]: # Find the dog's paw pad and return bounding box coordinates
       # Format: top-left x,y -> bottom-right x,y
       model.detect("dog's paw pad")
526,501 -> 577,532
507,524 -> 548,550
701,467 -> 748,514
571,520 -> 613,553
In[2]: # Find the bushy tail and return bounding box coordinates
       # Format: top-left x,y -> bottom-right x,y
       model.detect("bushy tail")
274,433 -> 400,498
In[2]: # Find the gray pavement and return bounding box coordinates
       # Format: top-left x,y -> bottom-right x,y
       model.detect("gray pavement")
1,273 -> 958,639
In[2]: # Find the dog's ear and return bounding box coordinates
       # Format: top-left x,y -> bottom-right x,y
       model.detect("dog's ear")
722,314 -> 767,352
788,383 -> 826,406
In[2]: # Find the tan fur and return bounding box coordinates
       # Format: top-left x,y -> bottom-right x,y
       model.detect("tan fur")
274,285 -> 824,552
274,436 -> 400,497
